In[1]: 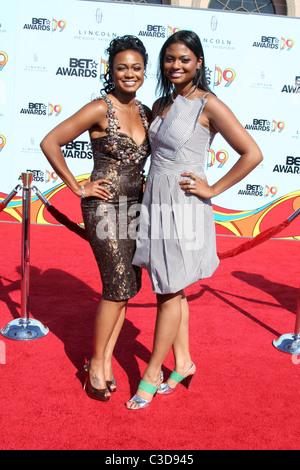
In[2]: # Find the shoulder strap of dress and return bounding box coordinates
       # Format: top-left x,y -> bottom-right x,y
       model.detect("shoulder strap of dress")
202,92 -> 211,99
101,95 -> 109,107
101,95 -> 115,120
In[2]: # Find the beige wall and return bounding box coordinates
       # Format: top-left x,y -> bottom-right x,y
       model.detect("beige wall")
171,0 -> 300,18
288,0 -> 300,17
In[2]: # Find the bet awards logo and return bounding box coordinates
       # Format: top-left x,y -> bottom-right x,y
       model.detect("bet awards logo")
253,36 -> 279,49
238,184 -> 278,198
62,140 -> 93,159
281,76 -> 300,94
238,184 -> 263,197
24,18 -> 51,31
18,170 -> 44,182
138,25 -> 166,38
245,118 -> 285,133
20,102 -> 47,115
56,58 -> 98,78
20,103 -> 62,116
253,36 -> 294,51
245,119 -> 271,132
273,156 -> 300,174
23,18 -> 66,32
138,25 -> 180,39
17,169 -> 59,183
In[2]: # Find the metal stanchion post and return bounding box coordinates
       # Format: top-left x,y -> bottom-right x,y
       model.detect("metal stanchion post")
0,184 -> 22,208
273,285 -> 300,354
1,172 -> 49,340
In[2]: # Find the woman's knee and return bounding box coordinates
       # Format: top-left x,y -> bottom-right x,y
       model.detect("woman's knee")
156,290 -> 184,304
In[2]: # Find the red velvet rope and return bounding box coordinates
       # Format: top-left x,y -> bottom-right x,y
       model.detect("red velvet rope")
46,206 -> 87,240
0,195 -> 296,259
47,203 -> 292,259
217,219 -> 291,260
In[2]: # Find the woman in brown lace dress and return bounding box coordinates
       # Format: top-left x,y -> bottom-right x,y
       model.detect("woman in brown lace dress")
40,36 -> 150,402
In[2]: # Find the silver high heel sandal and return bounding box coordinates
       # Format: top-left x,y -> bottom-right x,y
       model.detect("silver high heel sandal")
126,371 -> 164,410
157,363 -> 196,395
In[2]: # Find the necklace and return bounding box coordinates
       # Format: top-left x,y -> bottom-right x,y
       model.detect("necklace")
171,85 -> 197,102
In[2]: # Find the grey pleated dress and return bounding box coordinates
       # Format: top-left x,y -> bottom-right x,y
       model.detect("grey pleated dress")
132,94 -> 220,294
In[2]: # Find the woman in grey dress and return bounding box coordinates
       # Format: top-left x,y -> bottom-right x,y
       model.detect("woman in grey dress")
126,30 -> 263,409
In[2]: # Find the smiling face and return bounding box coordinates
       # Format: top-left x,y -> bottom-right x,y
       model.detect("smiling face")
112,49 -> 145,95
163,42 -> 203,89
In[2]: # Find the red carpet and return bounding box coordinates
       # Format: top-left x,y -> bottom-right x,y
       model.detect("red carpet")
0,221 -> 299,450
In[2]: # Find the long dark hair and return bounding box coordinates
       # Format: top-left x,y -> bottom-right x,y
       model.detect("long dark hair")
101,35 -> 148,95
156,30 -> 212,110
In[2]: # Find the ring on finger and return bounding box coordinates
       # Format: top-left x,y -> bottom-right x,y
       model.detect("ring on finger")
190,179 -> 195,186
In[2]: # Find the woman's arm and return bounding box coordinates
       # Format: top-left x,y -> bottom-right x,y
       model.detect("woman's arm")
40,100 -> 112,199
180,95 -> 263,199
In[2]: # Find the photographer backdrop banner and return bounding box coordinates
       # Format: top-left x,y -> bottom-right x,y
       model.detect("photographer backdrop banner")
0,0 -> 299,239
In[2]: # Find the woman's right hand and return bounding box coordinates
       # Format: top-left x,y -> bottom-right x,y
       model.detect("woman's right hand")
81,178 -> 112,200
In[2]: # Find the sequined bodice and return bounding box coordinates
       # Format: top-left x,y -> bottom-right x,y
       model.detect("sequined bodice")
87,96 -> 150,203
91,96 -> 150,167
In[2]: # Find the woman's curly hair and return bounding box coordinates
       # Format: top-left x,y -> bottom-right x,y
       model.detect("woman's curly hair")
101,35 -> 148,95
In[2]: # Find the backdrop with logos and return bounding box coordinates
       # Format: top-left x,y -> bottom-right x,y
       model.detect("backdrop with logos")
0,0 -> 299,239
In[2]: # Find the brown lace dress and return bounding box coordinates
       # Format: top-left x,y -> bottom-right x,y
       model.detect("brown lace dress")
81,96 -> 150,301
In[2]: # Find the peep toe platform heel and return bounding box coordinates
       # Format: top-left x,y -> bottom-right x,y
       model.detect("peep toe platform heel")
83,361 -> 110,402
106,377 -> 117,393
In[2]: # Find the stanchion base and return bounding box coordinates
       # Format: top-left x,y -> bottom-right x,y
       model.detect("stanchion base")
1,318 -> 49,341
273,333 -> 300,354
